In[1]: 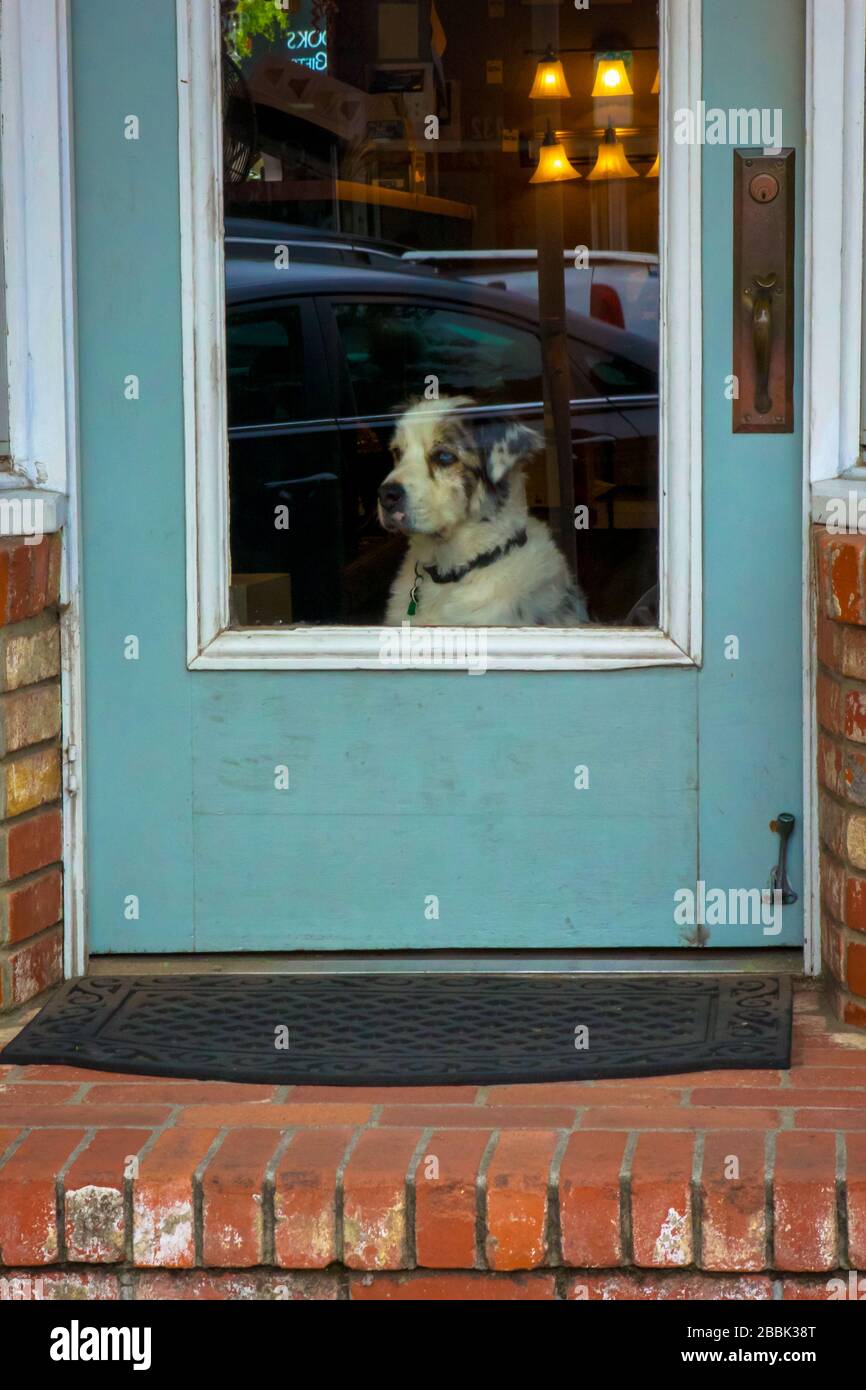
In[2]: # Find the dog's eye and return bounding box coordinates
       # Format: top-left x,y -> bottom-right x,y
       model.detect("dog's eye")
431,449 -> 457,466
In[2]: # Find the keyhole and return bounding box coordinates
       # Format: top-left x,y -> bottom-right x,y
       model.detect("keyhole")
749,173 -> 780,204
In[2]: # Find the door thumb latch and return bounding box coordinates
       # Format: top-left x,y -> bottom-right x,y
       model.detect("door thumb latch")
64,743 -> 79,796
770,813 -> 797,905
749,273 -> 777,417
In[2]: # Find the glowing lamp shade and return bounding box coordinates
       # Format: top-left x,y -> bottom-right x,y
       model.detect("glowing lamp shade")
591,57 -> 634,98
647,153 -> 660,178
529,49 -> 571,100
651,68 -> 660,94
530,129 -> 580,184
587,126 -> 640,182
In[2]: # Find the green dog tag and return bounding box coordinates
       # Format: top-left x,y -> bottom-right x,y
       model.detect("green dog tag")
407,571 -> 420,617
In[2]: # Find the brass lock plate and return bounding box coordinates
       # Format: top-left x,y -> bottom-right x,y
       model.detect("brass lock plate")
732,149 -> 795,434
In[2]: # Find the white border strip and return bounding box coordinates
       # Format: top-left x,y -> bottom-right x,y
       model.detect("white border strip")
804,0 -> 866,485
177,0 -> 230,663
0,0 -> 86,977
178,0 -> 703,671
663,0 -> 702,663
801,0 -> 866,976
0,0 -> 76,494
56,0 -> 86,980
194,625 -> 691,672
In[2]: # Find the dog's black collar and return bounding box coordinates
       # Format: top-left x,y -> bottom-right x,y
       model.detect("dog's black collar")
423,528 -> 528,585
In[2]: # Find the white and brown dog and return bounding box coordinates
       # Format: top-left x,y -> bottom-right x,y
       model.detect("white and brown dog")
378,396 -> 588,626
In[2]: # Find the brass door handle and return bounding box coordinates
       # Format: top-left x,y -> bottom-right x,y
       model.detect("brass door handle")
750,273 -> 777,416
733,150 -> 793,433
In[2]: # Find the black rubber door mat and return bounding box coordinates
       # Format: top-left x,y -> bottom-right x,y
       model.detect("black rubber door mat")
0,974 -> 792,1084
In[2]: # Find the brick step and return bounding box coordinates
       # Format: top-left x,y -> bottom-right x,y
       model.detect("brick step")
2,989 -> 863,1285
0,1118 -> 864,1274
0,1268 -> 863,1301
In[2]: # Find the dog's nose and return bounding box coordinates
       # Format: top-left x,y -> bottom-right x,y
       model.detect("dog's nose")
378,481 -> 406,512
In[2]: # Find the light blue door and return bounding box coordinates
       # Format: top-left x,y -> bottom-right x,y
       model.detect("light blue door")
72,0 -> 805,954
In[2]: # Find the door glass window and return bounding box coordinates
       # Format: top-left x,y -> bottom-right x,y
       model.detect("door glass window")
221,0 -> 660,629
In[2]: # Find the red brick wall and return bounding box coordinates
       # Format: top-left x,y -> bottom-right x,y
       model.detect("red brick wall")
0,536 -> 64,1013
815,526 -> 866,1029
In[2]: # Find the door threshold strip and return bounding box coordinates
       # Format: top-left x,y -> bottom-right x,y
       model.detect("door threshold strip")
87,949 -> 805,978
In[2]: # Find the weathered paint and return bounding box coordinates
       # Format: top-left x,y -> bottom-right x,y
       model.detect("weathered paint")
652,1207 -> 691,1267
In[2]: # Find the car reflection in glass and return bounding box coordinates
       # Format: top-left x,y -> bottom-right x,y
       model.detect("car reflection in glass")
225,220 -> 659,629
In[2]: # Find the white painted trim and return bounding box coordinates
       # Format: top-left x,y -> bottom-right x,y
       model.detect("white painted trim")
192,626 -> 692,673
803,551 -> 819,978
804,0 -> 866,485
840,7 -> 866,477
56,0 -> 86,981
660,0 -> 702,666
0,0 -> 78,493
177,0 -> 230,666
0,222 -> 8,455
179,0 -> 703,672
802,0 -> 866,978
0,2 -> 87,976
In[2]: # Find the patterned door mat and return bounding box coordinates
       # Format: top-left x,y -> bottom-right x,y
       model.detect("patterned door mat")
0,974 -> 792,1084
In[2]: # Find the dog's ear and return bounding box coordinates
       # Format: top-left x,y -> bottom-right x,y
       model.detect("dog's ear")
476,420 -> 542,487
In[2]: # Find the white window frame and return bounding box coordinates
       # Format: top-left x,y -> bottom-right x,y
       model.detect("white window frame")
178,0 -> 702,672
805,0 -> 866,499
0,0 -> 77,501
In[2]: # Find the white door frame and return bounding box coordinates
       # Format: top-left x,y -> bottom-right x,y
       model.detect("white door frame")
802,0 -> 866,978
0,0 -> 86,979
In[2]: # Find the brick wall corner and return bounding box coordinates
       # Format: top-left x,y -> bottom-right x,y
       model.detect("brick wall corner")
814,524 -> 866,1030
0,533 -> 64,1015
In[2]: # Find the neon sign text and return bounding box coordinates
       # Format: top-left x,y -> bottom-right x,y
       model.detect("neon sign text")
287,29 -> 328,71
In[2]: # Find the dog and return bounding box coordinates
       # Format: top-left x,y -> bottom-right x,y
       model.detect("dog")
378,396 -> 589,627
